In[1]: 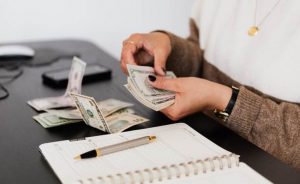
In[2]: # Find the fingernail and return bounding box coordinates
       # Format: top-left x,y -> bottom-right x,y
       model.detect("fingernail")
148,75 -> 156,82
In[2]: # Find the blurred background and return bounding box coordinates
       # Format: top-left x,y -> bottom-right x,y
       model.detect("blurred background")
0,0 -> 195,59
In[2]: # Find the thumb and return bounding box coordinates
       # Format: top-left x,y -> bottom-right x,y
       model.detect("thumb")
148,75 -> 179,92
153,51 -> 167,76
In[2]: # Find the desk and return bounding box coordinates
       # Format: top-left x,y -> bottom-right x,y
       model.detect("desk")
0,40 -> 299,184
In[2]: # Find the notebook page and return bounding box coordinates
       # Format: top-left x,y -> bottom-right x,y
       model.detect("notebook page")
39,123 -> 233,184
161,163 -> 272,184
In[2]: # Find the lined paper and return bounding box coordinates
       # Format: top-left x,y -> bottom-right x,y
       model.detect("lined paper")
40,123 -> 231,183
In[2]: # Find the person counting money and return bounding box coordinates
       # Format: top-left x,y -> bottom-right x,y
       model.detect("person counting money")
120,1 -> 300,170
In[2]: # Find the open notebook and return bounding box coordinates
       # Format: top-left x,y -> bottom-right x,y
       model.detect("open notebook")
39,123 -> 272,184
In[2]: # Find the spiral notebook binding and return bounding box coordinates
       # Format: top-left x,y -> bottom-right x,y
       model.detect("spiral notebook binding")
79,154 -> 240,184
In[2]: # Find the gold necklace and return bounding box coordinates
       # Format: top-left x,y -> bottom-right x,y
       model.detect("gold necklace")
248,0 -> 282,36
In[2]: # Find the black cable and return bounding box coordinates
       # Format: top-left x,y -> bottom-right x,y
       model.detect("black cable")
0,68 -> 23,100
0,84 -> 9,100
0,53 -> 80,100
0,69 -> 23,84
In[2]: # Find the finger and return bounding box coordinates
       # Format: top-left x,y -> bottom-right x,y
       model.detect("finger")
153,50 -> 167,76
120,40 -> 140,74
121,42 -> 138,65
120,61 -> 129,75
148,75 -> 179,92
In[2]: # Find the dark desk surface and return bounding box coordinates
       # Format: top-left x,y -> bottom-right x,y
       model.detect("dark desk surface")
0,40 -> 299,184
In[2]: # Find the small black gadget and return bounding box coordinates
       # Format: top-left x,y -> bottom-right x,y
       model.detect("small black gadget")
42,63 -> 111,88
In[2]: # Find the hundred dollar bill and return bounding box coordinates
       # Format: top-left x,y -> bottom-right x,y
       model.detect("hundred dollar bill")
33,113 -> 81,128
27,57 -> 86,111
69,93 -> 111,133
125,64 -> 176,111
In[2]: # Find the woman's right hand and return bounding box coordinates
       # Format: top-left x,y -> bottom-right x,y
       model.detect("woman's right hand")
120,32 -> 172,76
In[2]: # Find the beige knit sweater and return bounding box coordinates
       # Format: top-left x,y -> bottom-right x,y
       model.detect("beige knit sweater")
162,19 -> 300,170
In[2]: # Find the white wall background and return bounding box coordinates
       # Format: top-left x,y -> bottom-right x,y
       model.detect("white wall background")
0,0 -> 195,59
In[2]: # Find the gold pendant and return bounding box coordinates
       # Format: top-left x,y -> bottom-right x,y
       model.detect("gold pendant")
248,26 -> 259,36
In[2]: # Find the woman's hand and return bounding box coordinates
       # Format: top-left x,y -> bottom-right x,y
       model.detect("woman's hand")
148,76 -> 232,121
120,32 -> 171,75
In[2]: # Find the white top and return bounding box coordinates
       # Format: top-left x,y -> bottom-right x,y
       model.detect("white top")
191,0 -> 300,103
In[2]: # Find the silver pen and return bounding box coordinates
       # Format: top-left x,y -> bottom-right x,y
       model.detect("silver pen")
74,135 -> 156,160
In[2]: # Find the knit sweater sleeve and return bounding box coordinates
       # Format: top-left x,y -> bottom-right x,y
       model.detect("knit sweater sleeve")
228,86 -> 300,169
160,18 -> 300,170
156,19 -> 204,77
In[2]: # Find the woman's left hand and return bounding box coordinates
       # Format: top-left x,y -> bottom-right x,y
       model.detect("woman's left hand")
148,76 -> 232,120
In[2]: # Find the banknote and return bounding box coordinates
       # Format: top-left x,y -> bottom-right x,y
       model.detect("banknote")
125,84 -> 174,111
125,64 -> 176,111
69,93 -> 111,133
34,109 -> 144,132
69,93 -> 149,133
65,57 -> 86,94
45,108 -> 81,120
107,113 -> 149,133
45,99 -> 134,120
104,108 -> 135,120
97,98 -> 133,117
28,96 -> 73,112
33,113 -> 81,128
27,57 -> 86,111
127,64 -> 176,96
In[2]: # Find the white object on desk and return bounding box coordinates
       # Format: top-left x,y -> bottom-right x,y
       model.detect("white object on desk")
0,45 -> 35,59
39,123 -> 273,184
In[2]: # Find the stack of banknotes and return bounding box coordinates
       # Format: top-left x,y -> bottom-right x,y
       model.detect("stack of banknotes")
34,97 -> 148,133
125,64 -> 176,111
69,93 -> 149,133
29,57 -> 148,133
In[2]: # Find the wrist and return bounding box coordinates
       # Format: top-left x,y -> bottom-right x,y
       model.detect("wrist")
208,83 -> 232,111
213,86 -> 240,122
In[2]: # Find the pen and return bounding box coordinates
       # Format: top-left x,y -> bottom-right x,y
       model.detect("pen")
74,135 -> 156,160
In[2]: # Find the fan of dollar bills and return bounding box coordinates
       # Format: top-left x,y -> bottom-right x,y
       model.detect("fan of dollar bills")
28,57 -> 148,133
125,64 -> 176,111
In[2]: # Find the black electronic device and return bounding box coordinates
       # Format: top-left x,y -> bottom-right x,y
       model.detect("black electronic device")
42,63 -> 111,88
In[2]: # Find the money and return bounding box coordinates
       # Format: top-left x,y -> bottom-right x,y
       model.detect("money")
32,93 -> 143,132
34,108 -> 135,128
104,108 -> 135,120
45,99 -> 134,120
106,113 -> 148,133
96,98 -> 134,117
33,113 -> 81,128
45,108 -> 81,120
69,93 -> 149,133
69,93 -> 111,133
125,64 -> 176,111
34,108 -> 146,132
27,57 -> 86,111
65,57 -> 86,94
